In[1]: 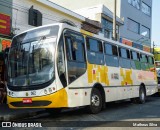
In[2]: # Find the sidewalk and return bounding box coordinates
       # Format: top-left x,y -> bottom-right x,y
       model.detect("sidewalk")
0,104 -> 45,121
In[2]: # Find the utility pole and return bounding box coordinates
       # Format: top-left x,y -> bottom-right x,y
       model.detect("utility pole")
113,0 -> 117,41
153,41 -> 155,54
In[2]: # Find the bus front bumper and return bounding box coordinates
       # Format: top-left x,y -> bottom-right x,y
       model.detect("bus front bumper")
7,88 -> 68,108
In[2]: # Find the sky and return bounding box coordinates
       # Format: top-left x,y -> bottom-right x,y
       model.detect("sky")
152,0 -> 160,47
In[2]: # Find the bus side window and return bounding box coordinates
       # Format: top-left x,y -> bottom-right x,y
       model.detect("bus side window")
130,51 -> 141,70
148,56 -> 155,71
64,31 -> 86,84
140,54 -> 149,71
119,47 -> 131,69
104,42 -> 119,67
86,37 -> 104,65
65,37 -> 85,62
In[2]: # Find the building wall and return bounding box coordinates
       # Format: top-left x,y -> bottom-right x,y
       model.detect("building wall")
52,0 -> 152,47
12,0 -> 83,35
120,0 -> 152,47
0,0 -> 12,51
51,0 -> 121,17
0,0 -> 12,16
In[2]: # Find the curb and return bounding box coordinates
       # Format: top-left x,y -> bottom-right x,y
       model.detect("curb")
0,110 -> 45,122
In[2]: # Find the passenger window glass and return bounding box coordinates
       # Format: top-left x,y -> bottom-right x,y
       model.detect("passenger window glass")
131,51 -> 138,61
105,43 -> 118,56
119,48 -> 131,69
87,37 -> 104,65
87,38 -> 102,52
112,46 -> 118,56
140,54 -> 147,62
120,48 -> 127,58
65,37 -> 85,62
105,44 -> 112,55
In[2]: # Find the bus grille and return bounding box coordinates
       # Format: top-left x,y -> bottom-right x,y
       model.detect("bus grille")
10,101 -> 51,107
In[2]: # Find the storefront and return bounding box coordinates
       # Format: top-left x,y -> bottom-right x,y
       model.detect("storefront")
0,12 -> 12,52
0,5 -> 12,81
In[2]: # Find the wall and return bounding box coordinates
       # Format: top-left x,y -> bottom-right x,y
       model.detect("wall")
52,0 -> 121,18
0,0 -> 12,52
120,0 -> 152,47
52,0 -> 152,47
12,0 -> 83,35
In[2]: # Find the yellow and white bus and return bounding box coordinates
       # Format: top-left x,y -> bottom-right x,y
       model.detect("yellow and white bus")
7,23 -> 157,114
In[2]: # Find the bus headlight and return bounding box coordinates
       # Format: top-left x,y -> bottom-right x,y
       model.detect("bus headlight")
44,89 -> 47,94
49,88 -> 52,93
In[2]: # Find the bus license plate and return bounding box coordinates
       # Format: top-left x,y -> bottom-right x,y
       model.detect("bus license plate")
23,98 -> 32,104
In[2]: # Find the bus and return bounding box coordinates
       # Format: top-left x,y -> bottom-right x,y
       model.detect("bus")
7,23 -> 158,114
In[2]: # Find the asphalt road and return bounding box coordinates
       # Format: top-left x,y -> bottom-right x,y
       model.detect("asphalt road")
11,95 -> 160,129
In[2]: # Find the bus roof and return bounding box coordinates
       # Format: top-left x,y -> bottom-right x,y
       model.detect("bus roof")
13,23 -> 153,56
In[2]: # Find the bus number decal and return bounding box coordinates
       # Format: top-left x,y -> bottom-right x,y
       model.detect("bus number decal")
31,91 -> 36,96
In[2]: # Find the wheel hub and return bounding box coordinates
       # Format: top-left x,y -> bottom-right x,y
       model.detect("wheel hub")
141,91 -> 145,100
91,95 -> 100,106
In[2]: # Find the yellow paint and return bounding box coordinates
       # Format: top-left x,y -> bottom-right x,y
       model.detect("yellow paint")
0,19 -> 6,24
0,25 -> 6,29
120,68 -> 133,86
88,63 -> 93,83
7,88 -> 68,108
104,66 -> 109,85
80,29 -> 94,37
87,63 -> 109,85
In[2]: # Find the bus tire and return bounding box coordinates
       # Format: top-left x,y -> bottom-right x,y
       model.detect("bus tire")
45,108 -> 62,115
138,86 -> 146,104
88,87 -> 102,114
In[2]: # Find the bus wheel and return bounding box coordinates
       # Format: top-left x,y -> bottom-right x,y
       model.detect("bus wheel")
45,108 -> 62,115
89,87 -> 102,114
138,86 -> 146,104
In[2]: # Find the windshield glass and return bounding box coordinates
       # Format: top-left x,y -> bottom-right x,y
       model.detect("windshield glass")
8,26 -> 59,87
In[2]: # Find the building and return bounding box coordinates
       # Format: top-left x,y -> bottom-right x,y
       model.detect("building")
52,0 -> 152,50
10,0 -> 101,36
0,0 -> 12,52
0,0 -> 13,82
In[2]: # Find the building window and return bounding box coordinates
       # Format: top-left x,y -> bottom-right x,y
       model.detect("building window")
127,18 -> 140,34
128,0 -> 140,10
104,30 -> 112,39
102,18 -> 119,39
141,25 -> 150,38
142,2 -> 151,16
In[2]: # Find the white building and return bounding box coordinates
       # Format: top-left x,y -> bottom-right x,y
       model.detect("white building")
11,0 -> 100,35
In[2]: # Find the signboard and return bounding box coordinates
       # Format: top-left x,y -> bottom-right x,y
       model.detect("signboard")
122,38 -> 132,46
0,38 -> 11,52
0,13 -> 11,36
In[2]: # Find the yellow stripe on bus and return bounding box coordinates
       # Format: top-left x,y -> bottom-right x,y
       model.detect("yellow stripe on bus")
7,88 -> 68,108
80,29 -> 94,37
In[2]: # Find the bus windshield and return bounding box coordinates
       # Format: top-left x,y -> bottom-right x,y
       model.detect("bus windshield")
8,26 -> 59,87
